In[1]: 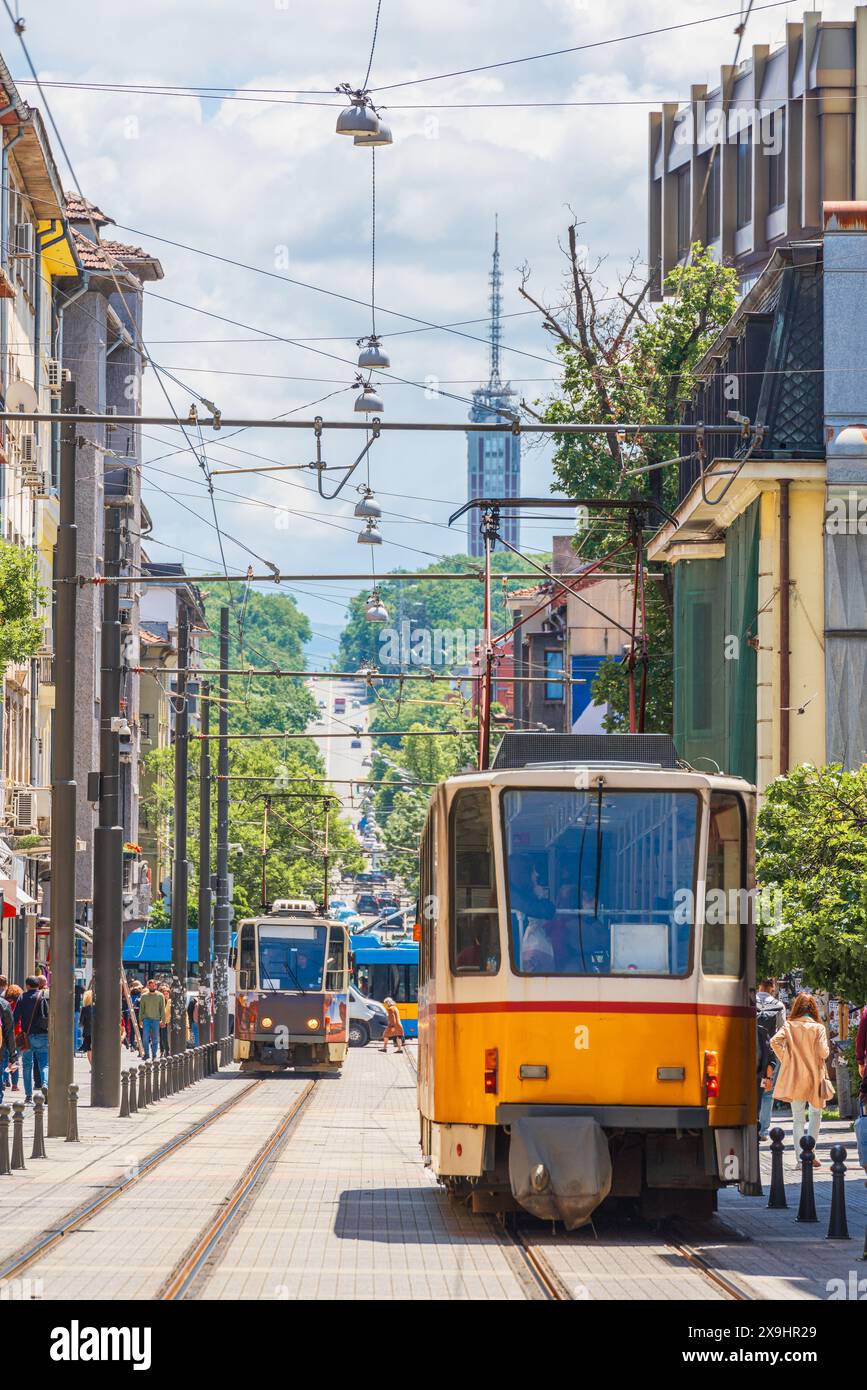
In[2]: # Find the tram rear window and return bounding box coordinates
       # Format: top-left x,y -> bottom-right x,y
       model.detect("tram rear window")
449,788 -> 500,975
502,789 -> 699,977
258,925 -> 327,991
355,963 -> 418,1004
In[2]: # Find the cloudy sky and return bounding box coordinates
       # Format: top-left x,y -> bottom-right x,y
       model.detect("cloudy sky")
13,0 -> 856,644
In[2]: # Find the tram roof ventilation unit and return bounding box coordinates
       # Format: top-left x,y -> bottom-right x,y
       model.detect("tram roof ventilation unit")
492,733 -> 681,771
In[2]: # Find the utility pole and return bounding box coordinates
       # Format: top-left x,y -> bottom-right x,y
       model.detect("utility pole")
477,504 -> 498,772
213,607 -> 230,1039
197,681 -> 212,1044
47,379 -> 78,1138
170,604 -> 189,1054
260,797 -> 270,911
323,800 -> 330,913
91,506 -> 123,1106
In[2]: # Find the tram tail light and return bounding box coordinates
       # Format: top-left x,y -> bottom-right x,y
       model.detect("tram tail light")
484,1047 -> 498,1095
704,1050 -> 720,1099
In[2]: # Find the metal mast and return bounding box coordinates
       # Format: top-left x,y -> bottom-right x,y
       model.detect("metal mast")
488,215 -> 502,392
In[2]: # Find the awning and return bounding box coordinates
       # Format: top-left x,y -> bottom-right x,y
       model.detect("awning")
0,878 -> 37,918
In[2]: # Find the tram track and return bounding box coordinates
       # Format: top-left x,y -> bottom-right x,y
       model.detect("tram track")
160,1077 -> 319,1300
0,1076 -> 263,1285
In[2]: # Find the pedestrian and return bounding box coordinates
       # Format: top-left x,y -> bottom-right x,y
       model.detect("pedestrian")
79,989 -> 94,1064
0,990 -> 17,1107
16,974 -> 49,1103
159,985 -> 171,1055
187,991 -> 198,1047
857,1003 -> 867,1087
2,984 -> 22,1093
770,992 -> 834,1167
756,977 -> 786,1140
128,980 -> 143,1049
138,980 -> 165,1061
380,997 -> 404,1054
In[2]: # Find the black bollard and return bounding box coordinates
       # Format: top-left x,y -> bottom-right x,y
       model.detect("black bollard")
65,1084 -> 80,1143
119,1070 -> 131,1118
168,1054 -> 177,1095
160,1056 -> 168,1099
143,1061 -> 152,1107
796,1134 -> 818,1222
10,1102 -> 25,1170
186,1049 -> 193,1087
175,1054 -> 184,1091
826,1144 -> 850,1240
0,1105 -> 9,1175
128,1068 -> 138,1114
767,1127 -> 787,1209
30,1093 -> 47,1159
137,1065 -> 148,1111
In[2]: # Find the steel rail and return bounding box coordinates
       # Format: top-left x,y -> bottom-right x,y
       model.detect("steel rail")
160,1079 -> 318,1300
0,1071 -> 261,1284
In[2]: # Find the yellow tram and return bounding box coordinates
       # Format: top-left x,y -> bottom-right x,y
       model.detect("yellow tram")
232,902 -> 351,1074
417,734 -> 760,1226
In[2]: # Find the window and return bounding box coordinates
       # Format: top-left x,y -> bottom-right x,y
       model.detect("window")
502,788 -> 699,977
418,812 -> 437,985
736,126 -> 753,228
706,152 -> 721,242
258,923 -> 327,991
544,648 -> 565,701
676,163 -> 692,259
702,792 -> 746,976
325,926 -> 346,991
766,108 -> 786,210
363,962 -> 418,1004
449,788 -> 500,974
238,922 -> 256,987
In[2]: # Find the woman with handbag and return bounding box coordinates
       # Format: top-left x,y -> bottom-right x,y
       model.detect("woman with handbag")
770,993 -> 833,1168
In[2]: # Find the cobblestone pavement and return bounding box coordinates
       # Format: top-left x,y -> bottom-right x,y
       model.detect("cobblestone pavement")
2,1047 -> 865,1302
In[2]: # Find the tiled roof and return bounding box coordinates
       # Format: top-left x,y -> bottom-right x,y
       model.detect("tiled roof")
64,192 -> 114,226
71,228 -> 152,275
140,623 -> 171,645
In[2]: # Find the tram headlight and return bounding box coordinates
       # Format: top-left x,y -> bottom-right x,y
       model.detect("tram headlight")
306,1017 -> 320,1030
261,1017 -> 273,1030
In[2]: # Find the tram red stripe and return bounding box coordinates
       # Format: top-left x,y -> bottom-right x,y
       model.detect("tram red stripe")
433,1001 -> 754,1018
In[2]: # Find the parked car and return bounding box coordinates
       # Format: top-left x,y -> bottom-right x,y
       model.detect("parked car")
355,893 -> 381,916
377,892 -> 400,911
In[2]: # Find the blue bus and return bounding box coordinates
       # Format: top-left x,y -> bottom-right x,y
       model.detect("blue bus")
349,936 -> 419,1038
122,928 -> 236,979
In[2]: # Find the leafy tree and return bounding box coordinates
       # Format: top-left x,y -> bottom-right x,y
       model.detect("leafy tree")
199,589 -> 316,736
142,739 -> 362,922
0,540 -> 47,664
337,551 -> 552,674
523,232 -> 739,731
756,763 -> 867,1001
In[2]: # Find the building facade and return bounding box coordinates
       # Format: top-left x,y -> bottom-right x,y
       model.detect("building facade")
466,226 -> 521,556
648,7 -> 867,299
648,207 -> 867,789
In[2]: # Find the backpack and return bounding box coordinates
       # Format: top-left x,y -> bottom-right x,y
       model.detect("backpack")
756,1004 -> 782,1075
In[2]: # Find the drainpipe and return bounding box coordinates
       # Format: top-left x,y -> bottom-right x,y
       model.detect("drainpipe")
0,117 -> 24,489
52,270 -> 90,487
29,230 -> 42,787
779,480 -> 790,776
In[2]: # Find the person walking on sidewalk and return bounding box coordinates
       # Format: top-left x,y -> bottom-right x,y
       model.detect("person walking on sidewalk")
770,992 -> 833,1167
857,1004 -> 867,1085
2,984 -> 22,1093
79,989 -> 94,1064
17,976 -> 49,1102
757,978 -> 786,1139
0,991 -> 17,1106
380,998 -> 404,1054
139,979 -> 165,1060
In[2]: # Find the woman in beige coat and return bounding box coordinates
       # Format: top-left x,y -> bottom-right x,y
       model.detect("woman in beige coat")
770,993 -> 831,1167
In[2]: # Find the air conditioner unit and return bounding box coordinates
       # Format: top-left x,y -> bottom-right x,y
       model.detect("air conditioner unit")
37,653 -> 54,686
20,431 -> 37,464
13,223 -> 34,258
47,359 -> 62,393
12,789 -> 37,833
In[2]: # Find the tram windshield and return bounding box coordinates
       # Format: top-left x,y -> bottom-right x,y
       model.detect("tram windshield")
257,923 -> 327,992
502,789 -> 699,977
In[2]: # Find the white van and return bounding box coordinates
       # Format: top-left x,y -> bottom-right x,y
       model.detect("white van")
348,985 -> 387,1047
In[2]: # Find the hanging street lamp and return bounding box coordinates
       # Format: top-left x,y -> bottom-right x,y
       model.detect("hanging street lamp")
358,518 -> 383,546
354,380 -> 384,414
357,335 -> 390,370
365,590 -> 389,622
354,486 -> 382,519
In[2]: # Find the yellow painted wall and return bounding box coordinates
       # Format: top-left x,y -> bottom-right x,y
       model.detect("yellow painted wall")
755,483 -> 825,794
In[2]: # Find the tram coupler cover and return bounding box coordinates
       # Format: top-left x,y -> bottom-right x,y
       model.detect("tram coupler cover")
508,1117 -> 612,1229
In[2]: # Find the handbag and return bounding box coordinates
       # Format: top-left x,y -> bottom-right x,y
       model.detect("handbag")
855,1099 -> 867,1170
17,989 -> 45,1053
820,1073 -> 836,1103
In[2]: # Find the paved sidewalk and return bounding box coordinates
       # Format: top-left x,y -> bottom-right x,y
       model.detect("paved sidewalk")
705,1115 -> 867,1299
0,1049 -> 235,1265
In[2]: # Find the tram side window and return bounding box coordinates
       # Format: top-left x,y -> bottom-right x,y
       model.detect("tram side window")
370,964 -> 418,1004
449,789 -> 500,975
325,930 -> 346,991
418,814 -> 437,985
702,793 -> 746,977
238,923 -> 256,989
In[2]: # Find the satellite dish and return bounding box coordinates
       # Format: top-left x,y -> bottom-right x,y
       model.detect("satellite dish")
7,380 -> 38,413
